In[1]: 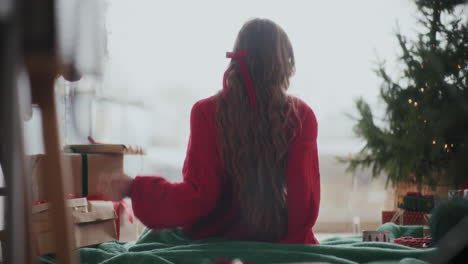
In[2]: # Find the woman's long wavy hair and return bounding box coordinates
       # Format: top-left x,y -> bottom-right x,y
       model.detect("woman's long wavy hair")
217,18 -> 300,242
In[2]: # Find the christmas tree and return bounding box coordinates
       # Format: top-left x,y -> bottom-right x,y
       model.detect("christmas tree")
342,0 -> 468,189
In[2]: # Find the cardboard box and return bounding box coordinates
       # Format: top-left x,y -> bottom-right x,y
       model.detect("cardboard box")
116,198 -> 142,242
64,144 -> 144,155
64,144 -> 127,154
30,154 -> 82,201
30,145 -> 141,242
32,199 -> 117,255
30,153 -> 123,200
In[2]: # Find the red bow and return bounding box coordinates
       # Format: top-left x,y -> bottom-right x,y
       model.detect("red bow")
222,50 -> 257,109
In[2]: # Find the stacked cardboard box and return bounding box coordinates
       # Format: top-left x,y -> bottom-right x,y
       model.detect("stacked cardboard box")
32,198 -> 117,255
30,144 -> 141,243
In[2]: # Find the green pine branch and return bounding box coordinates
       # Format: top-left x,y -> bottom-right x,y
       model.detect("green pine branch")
340,0 -> 468,189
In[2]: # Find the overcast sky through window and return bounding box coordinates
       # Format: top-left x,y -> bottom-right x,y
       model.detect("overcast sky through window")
104,0 -> 419,155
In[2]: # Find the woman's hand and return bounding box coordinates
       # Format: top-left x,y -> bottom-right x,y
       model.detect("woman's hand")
98,172 -> 134,201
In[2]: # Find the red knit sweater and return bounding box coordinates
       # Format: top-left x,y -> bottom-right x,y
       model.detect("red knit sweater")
131,95 -> 320,244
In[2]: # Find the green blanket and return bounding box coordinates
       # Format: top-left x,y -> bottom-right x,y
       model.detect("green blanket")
40,223 -> 434,264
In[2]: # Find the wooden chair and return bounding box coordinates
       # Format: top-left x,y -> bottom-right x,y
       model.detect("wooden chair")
0,0 -> 76,263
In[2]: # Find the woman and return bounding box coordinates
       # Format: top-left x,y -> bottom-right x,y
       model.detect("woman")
103,18 -> 320,244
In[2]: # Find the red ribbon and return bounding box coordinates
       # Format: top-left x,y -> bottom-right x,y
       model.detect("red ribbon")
32,200 -> 48,206
87,136 -> 102,144
222,50 -> 257,109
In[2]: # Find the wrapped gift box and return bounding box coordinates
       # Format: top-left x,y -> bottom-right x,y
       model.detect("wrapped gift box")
382,210 -> 428,225
31,144 -> 141,242
397,192 -> 435,213
30,152 -> 123,200
32,198 -> 117,255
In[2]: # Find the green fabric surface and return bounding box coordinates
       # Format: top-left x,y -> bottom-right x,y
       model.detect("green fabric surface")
376,223 -> 424,242
40,223 -> 434,264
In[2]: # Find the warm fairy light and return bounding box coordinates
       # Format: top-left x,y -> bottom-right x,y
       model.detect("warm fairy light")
425,82 -> 428,87
424,120 -> 427,123
451,144 -> 454,147
414,102 -> 418,107
421,64 -> 424,69
444,144 -> 448,149
436,21 -> 440,25
432,140 -> 437,145
458,65 -> 462,69
408,99 -> 413,104
420,88 -> 425,92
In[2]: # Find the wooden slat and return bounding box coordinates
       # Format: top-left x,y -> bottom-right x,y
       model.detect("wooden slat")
27,54 -> 76,264
0,13 -> 34,263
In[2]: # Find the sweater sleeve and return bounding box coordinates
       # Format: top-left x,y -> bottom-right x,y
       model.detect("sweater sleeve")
131,101 -> 222,229
281,105 -> 321,244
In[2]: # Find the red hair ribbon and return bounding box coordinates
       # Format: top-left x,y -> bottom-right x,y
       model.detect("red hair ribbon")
222,50 -> 257,109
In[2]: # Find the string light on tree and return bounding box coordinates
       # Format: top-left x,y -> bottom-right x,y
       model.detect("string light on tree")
344,0 -> 468,189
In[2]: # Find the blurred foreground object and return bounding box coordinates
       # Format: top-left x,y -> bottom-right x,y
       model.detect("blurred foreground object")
0,0 -> 34,262
23,0 -> 77,262
0,0 -> 106,262
426,198 -> 468,263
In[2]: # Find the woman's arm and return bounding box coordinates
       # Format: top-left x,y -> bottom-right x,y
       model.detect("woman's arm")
130,101 -> 222,229
281,105 -> 321,244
